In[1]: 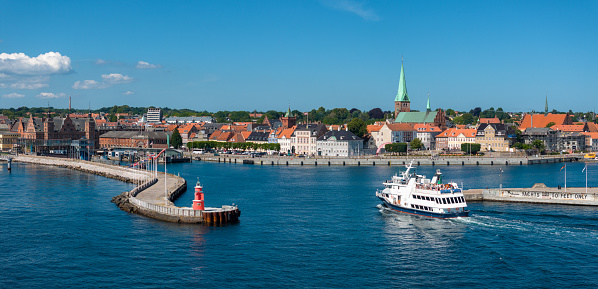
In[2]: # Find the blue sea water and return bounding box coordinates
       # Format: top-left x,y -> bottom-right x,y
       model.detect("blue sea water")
1,161 -> 597,288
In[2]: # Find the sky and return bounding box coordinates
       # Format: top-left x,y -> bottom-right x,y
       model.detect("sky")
1,0 -> 597,113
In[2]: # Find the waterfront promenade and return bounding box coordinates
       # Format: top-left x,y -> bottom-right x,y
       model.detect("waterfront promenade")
198,154 -> 580,166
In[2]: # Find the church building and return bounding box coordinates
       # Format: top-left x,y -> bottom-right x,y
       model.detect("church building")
393,62 -> 446,130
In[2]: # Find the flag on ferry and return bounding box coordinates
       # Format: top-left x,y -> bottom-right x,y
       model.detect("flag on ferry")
560,164 -> 566,171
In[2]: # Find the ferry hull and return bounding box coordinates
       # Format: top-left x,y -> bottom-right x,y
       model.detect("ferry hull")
380,199 -> 469,219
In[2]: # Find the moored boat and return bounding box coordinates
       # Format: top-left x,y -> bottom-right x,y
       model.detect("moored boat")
376,161 -> 469,218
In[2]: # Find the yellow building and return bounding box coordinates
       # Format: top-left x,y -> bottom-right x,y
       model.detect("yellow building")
475,123 -> 511,152
0,131 -> 19,152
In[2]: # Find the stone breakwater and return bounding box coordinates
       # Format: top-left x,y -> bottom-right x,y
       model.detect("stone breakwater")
12,156 -> 196,223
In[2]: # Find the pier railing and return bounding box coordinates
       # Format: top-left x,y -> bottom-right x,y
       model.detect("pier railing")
129,197 -> 203,217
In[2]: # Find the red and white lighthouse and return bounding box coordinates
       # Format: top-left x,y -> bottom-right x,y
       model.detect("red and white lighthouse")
192,179 -> 204,210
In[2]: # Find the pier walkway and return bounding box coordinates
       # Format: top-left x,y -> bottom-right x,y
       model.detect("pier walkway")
9,155 -> 239,224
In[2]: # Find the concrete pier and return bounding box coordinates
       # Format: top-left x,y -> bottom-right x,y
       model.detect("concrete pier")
10,155 -> 240,224
463,186 -> 598,206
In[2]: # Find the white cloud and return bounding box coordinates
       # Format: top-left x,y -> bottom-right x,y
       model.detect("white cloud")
37,92 -> 66,99
8,76 -> 50,89
2,92 -> 24,98
0,52 -> 72,75
0,73 -> 8,78
122,90 -> 135,95
102,73 -> 133,83
10,82 -> 49,89
73,73 -> 132,89
72,80 -> 108,89
95,59 -> 106,65
322,0 -> 380,21
136,61 -> 159,69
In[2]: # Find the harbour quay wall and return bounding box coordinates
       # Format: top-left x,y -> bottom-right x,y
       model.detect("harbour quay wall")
483,188 -> 598,206
199,155 -> 578,166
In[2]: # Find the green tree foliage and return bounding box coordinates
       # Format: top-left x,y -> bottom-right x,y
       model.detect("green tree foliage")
513,142 -> 532,150
532,139 -> 545,151
108,114 -> 117,122
545,122 -> 556,128
347,118 -> 367,138
410,138 -> 423,150
445,109 -> 456,116
385,143 -> 407,154
469,107 -> 482,117
171,127 -> 183,149
368,108 -> 384,119
480,107 -> 496,118
461,143 -> 481,155
453,113 -> 476,125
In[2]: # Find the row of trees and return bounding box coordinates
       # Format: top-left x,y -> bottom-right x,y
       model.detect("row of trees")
186,141 -> 281,151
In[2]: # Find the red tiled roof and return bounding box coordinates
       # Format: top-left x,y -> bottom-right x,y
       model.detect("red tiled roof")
414,123 -> 441,132
277,126 -> 296,139
437,128 -> 477,138
367,124 -> 383,133
519,113 -> 572,130
551,124 -> 584,132
479,117 -> 500,124
385,123 -> 415,132
586,122 -> 598,132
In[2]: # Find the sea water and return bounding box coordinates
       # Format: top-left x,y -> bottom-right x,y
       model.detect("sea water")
1,161 -> 597,288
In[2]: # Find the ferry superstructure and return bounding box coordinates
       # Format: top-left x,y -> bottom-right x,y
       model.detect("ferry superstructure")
376,161 -> 469,218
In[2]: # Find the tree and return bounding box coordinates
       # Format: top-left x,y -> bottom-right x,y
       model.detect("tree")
446,109 -> 456,116
470,107 -> 482,117
368,108 -> 384,120
347,118 -> 367,138
461,143 -> 481,155
545,122 -> 556,128
453,113 -> 476,125
108,114 -> 117,122
171,127 -> 182,149
532,139 -> 545,151
410,138 -> 423,150
385,143 -> 407,154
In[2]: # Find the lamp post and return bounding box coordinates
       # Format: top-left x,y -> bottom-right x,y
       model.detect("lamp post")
499,168 -> 503,190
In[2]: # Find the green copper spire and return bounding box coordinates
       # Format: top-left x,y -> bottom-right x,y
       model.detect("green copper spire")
285,106 -> 293,117
395,62 -> 409,102
426,92 -> 431,111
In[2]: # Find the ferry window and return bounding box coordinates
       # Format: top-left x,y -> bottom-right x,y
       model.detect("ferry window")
451,197 -> 456,204
442,198 -> 447,204
425,197 -> 430,201
434,198 -> 438,203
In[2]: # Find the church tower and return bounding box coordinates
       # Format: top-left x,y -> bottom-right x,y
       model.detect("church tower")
281,106 -> 296,129
394,61 -> 410,116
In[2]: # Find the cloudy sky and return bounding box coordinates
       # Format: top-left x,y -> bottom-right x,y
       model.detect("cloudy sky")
1,0 -> 597,113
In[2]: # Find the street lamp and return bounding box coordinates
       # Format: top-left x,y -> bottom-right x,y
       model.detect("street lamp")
499,168 -> 503,190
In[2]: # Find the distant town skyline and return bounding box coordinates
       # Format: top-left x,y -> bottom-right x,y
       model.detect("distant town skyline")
1,0 -> 597,113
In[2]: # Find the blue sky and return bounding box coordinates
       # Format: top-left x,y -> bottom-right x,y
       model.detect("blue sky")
1,0 -> 597,113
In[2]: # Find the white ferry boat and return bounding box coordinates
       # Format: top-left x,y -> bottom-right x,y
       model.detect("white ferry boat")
376,161 -> 469,218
